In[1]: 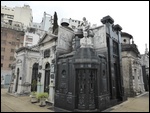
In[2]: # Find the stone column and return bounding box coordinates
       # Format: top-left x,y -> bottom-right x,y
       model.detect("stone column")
101,15 -> 116,99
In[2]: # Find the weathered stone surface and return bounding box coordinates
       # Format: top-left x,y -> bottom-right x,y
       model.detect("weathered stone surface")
121,32 -> 145,97
56,26 -> 75,55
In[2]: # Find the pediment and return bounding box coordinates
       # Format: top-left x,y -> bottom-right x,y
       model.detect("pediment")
38,33 -> 48,44
42,35 -> 51,44
38,33 -> 57,45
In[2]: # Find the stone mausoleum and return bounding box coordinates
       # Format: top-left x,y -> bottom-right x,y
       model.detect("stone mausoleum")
54,15 -> 126,112
121,32 -> 145,97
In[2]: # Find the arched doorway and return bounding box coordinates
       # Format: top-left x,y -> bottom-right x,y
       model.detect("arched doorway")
31,63 -> 39,92
44,62 -> 50,93
15,68 -> 19,92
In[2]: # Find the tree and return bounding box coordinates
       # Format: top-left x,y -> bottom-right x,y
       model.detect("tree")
53,11 -> 58,34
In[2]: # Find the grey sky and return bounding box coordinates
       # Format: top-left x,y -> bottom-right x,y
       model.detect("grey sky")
1,1 -> 149,54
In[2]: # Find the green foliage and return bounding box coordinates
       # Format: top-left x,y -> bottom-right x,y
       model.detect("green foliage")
31,91 -> 37,96
36,92 -> 49,99
31,91 -> 37,95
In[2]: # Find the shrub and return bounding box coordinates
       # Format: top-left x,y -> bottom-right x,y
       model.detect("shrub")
31,91 -> 37,96
36,92 -> 49,100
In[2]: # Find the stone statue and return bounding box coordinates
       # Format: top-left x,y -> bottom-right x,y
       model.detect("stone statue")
80,17 -> 90,38
80,17 -> 93,48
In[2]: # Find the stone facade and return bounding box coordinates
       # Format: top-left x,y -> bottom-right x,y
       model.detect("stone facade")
121,32 -> 145,97
38,33 -> 57,103
141,45 -> 149,91
12,45 -> 40,94
9,29 -> 57,103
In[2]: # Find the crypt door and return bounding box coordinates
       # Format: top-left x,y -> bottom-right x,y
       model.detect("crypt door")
76,69 -> 97,110
44,63 -> 50,93
15,68 -> 19,92
31,63 -> 38,92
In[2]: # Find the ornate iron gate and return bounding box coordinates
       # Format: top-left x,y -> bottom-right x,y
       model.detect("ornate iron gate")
76,69 -> 97,110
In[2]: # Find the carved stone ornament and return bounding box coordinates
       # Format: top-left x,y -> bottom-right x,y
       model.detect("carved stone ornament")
17,59 -> 22,63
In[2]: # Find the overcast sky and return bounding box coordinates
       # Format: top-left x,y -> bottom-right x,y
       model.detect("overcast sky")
1,1 -> 149,54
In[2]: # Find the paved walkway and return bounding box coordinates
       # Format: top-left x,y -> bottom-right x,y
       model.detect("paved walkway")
1,88 -> 149,112
103,92 -> 149,112
1,88 -> 53,112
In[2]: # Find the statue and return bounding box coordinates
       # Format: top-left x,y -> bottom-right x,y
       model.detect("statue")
80,17 -> 93,48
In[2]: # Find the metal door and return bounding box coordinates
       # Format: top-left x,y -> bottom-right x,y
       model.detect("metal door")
76,69 -> 97,110
44,63 -> 50,93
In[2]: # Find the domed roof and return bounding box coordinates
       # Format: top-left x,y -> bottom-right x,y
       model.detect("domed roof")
121,32 -> 133,39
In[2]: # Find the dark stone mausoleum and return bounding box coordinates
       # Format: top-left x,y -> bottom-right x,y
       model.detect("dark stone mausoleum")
54,15 -> 127,112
